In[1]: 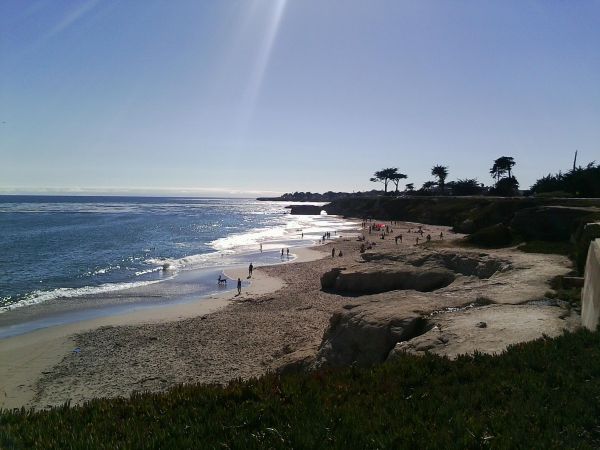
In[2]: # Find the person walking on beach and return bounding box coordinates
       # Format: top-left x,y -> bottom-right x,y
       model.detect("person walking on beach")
260,243 -> 263,253
248,263 -> 253,278
281,248 -> 284,258
237,278 -> 242,295
286,248 -> 289,258
440,232 -> 444,240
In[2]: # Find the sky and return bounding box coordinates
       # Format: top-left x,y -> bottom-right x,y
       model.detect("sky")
1,0 -> 599,197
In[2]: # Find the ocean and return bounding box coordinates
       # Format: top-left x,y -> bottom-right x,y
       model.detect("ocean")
0,196 -> 356,332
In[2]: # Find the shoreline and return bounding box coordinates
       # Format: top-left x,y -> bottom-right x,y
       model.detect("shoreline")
0,244 -> 330,410
0,219 -> 578,411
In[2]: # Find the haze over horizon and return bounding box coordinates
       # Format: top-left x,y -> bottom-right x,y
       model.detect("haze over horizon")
1,1 -> 599,197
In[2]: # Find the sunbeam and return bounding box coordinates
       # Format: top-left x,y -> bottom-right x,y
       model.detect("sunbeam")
236,0 -> 288,144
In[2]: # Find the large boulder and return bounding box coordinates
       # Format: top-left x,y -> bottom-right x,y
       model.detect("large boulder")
582,239 -> 600,330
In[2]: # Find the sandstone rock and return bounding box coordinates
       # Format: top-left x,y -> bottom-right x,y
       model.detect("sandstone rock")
314,302 -> 430,368
393,304 -> 577,359
275,348 -> 316,375
575,222 -> 600,272
582,239 -> 600,331
320,267 -> 345,290
332,268 -> 455,294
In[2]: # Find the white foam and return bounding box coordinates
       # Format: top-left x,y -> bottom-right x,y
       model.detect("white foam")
0,279 -> 167,314
209,214 -> 359,254
1,213 -> 360,314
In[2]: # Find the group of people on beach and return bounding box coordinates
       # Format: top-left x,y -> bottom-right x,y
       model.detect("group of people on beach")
361,219 -> 446,247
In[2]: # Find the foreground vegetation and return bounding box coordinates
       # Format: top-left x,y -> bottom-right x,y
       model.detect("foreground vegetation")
2,329 -> 600,449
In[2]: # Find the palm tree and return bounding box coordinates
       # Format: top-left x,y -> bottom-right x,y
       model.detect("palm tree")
370,168 -> 405,193
431,165 -> 448,192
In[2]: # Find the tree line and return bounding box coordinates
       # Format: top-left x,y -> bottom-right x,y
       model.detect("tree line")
260,155 -> 599,202
370,155 -> 599,198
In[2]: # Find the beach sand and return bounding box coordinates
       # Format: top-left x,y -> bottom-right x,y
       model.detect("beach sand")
0,246 -> 320,409
0,221 -> 577,410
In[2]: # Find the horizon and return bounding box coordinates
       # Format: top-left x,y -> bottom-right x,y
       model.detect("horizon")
2,1 -> 599,195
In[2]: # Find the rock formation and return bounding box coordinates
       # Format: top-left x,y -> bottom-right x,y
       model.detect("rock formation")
288,205 -> 323,215
314,247 -> 574,368
582,239 -> 600,330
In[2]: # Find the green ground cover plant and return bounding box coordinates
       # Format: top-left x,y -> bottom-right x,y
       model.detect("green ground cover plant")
2,329 -> 600,449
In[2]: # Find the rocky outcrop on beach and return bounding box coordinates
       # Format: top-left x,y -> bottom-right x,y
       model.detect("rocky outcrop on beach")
314,246 -> 576,368
322,266 -> 455,294
288,205 -> 323,215
389,304 -> 578,360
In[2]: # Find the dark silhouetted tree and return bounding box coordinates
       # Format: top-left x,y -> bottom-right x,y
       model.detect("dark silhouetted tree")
370,168 -> 405,193
531,161 -> 600,198
490,156 -> 516,183
447,178 -> 484,196
492,177 -> 520,196
421,181 -> 436,191
390,171 -> 408,193
431,165 -> 449,192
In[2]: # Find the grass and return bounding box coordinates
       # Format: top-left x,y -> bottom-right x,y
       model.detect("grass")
2,329 -> 600,449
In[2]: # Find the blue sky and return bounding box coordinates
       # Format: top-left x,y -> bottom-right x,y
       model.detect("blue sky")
1,0 -> 599,196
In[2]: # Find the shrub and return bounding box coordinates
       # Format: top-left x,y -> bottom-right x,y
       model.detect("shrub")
465,223 -> 513,248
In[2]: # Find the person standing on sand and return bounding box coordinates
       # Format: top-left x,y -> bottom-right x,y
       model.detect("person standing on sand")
286,248 -> 289,258
237,278 -> 242,295
248,263 -> 253,278
332,248 -> 335,258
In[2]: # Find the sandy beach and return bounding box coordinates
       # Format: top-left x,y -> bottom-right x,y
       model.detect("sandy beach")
0,220 -> 578,410
0,246 -> 321,409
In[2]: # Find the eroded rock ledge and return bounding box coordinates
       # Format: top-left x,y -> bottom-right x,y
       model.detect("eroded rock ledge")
312,247 -> 577,369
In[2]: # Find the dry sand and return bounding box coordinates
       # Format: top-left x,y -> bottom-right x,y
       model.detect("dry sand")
0,221 -> 578,410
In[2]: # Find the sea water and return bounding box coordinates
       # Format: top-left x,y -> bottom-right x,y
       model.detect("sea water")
0,196 -> 356,316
